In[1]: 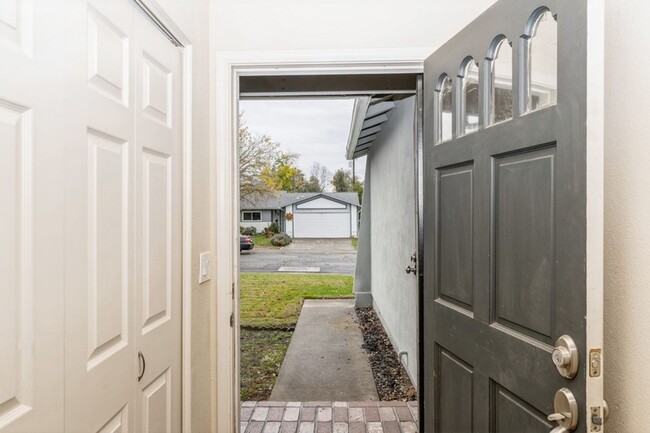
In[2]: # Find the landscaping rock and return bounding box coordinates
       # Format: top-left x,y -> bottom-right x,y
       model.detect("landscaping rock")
355,307 -> 417,401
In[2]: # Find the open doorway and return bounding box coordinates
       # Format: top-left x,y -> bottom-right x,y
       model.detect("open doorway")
236,74 -> 422,432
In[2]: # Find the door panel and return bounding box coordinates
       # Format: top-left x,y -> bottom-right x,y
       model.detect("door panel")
0,0 -> 65,431
422,1 -> 604,432
65,1 -> 183,432
134,8 -> 182,432
65,1 -> 136,431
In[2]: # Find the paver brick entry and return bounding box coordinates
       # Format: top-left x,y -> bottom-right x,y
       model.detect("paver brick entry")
242,402 -> 418,433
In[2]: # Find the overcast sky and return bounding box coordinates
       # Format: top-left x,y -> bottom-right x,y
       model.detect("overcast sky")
239,99 -> 366,189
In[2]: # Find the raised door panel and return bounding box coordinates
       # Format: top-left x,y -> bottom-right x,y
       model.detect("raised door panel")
142,150 -> 172,334
493,146 -> 556,343
491,383 -> 552,433
0,0 -> 32,55
142,53 -> 172,127
87,4 -> 129,106
86,130 -> 130,369
437,163 -> 474,311
435,347 -> 474,433
141,369 -> 172,433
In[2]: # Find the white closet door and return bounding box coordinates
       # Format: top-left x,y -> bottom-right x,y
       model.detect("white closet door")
64,0 -> 137,431
133,8 -> 183,432
0,0 -> 66,431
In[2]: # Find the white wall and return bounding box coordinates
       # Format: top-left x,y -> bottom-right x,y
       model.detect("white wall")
155,0 -> 214,431
211,0 -> 495,52
603,0 -> 650,430
367,97 -> 419,383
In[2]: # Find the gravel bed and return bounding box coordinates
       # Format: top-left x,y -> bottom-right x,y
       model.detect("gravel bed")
355,307 -> 417,401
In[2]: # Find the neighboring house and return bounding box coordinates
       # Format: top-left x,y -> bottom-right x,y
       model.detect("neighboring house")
240,194 -> 287,233
240,192 -> 360,238
347,95 -> 419,384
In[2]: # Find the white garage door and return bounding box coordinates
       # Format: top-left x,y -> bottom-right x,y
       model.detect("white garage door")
293,212 -> 350,238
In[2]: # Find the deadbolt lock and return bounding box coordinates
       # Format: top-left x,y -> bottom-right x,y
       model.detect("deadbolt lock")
548,388 -> 579,432
552,335 -> 579,379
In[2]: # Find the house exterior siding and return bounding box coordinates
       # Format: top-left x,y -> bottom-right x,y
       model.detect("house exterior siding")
240,209 -> 274,232
355,96 -> 418,384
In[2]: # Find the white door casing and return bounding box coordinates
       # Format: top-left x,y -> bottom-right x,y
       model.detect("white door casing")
217,48 -> 431,433
64,1 -> 183,432
0,0 -> 66,431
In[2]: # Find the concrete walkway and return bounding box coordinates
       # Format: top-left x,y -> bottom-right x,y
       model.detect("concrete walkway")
270,300 -> 378,401
241,401 -> 418,433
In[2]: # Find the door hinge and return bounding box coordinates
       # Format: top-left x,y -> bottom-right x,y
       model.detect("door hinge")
229,313 -> 234,327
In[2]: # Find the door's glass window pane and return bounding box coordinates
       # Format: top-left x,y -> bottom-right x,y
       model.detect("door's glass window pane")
528,10 -> 557,111
437,75 -> 453,143
490,38 -> 513,124
462,60 -> 480,134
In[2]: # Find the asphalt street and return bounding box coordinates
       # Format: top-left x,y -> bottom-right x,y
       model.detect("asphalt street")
240,239 -> 357,275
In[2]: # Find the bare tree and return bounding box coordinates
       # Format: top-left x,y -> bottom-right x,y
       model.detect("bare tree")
239,117 -> 280,202
310,162 -> 331,192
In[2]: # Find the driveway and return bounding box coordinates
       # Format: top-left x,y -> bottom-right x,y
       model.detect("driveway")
240,239 -> 357,275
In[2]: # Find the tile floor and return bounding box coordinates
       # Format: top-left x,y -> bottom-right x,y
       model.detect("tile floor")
240,401 -> 418,433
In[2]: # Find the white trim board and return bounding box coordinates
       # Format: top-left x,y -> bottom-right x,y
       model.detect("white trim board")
213,47 -> 433,433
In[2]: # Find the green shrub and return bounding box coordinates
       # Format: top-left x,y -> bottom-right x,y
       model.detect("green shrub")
241,226 -> 257,236
270,233 -> 292,246
267,222 -> 280,234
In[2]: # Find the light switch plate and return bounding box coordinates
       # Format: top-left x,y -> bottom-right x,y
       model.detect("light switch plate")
199,252 -> 210,284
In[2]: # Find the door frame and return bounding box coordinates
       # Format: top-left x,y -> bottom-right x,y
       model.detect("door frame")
130,1 -> 194,431
213,47 -> 433,433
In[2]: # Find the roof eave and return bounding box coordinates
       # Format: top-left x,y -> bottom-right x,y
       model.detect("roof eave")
345,96 -> 372,160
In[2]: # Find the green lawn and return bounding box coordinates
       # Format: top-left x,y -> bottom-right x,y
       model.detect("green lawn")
352,237 -> 358,250
240,329 -> 292,400
251,233 -> 275,248
240,273 -> 354,328
240,273 -> 354,400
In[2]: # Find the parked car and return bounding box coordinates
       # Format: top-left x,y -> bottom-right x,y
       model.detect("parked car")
240,235 -> 254,252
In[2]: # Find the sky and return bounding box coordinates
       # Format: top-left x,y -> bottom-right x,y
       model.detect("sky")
239,98 -> 366,189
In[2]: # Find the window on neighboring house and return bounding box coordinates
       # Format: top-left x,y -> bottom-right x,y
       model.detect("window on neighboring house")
242,211 -> 262,221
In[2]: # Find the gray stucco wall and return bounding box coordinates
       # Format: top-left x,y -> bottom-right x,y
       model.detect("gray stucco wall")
358,96 -> 419,384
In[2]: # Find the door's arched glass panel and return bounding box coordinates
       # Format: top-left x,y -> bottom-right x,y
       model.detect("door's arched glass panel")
527,10 -> 557,111
436,75 -> 453,143
489,37 -> 513,124
460,59 -> 480,134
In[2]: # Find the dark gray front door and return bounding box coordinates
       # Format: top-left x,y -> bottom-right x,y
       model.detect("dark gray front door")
422,1 -> 604,432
